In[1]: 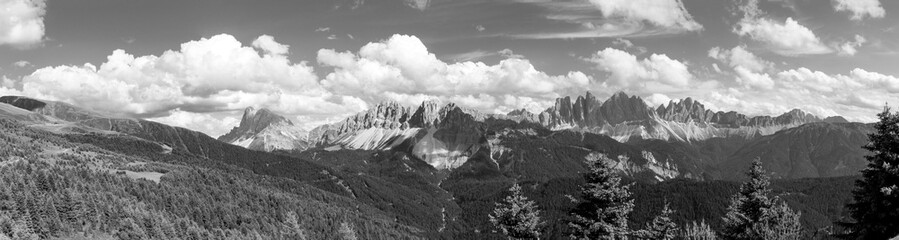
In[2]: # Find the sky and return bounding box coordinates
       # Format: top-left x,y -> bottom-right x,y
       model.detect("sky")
0,0 -> 897,137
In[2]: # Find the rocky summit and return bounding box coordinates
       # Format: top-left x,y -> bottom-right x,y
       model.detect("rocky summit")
536,92 -> 823,142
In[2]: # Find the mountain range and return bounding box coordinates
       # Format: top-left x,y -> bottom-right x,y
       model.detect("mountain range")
0,92 -> 874,238
213,91 -> 871,180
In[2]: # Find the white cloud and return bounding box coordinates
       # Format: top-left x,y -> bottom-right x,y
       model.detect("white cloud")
849,68 -> 899,93
20,34 -> 362,123
777,67 -> 848,92
734,66 -> 774,89
1,75 -> 18,89
587,0 -> 702,32
837,34 -> 867,56
736,17 -> 832,56
251,35 -> 289,55
315,27 -> 330,32
318,34 -> 591,114
0,0 -> 46,48
475,25 -> 485,32
833,0 -> 885,20
644,93 -> 672,107
148,110 -> 239,137
587,48 -> 693,89
508,0 -> 700,39
838,94 -> 882,109
12,60 -> 30,68
708,46 -> 773,72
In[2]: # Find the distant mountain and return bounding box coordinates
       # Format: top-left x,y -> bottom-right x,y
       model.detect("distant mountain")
537,92 -> 823,142
721,122 -> 873,180
218,107 -> 310,151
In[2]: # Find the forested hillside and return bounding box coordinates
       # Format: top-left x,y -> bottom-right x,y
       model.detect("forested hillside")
0,119 -> 422,239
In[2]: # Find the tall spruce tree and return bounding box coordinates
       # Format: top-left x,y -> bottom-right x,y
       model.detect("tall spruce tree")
722,159 -> 802,240
839,107 -> 899,239
489,183 -> 544,239
569,154 -> 634,240
636,203 -> 678,240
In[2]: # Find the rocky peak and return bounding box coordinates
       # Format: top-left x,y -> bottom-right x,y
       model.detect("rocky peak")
219,107 -> 293,142
657,97 -> 716,123
331,101 -> 413,135
598,91 -> 653,125
408,99 -> 443,127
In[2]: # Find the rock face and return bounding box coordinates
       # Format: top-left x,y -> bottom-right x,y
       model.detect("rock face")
218,107 -> 310,152
537,92 -> 825,142
309,100 -> 486,170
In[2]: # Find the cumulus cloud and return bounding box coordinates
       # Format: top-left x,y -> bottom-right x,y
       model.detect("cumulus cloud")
12,60 -> 30,68
709,45 -> 777,89
643,93 -> 672,107
587,48 -> 693,89
838,94 -> 883,109
19,34 -> 363,122
0,0 -> 46,48
148,110 -> 239,137
849,68 -> 899,93
837,34 -> 867,56
833,0 -> 885,20
734,66 -> 775,89
736,18 -> 832,56
708,45 -> 773,72
734,0 -> 831,56
251,35 -> 289,55
587,0 -> 702,31
318,34 -> 591,114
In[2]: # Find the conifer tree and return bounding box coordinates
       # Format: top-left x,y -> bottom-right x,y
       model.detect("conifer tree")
839,107 -> 899,239
569,154 -> 634,240
682,220 -> 717,240
489,183 -> 544,239
636,203 -> 678,240
722,159 -> 802,240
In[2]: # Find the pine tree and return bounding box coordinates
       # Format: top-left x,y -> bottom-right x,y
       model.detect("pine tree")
682,221 -> 717,240
839,107 -> 899,239
489,183 -> 544,239
636,203 -> 678,240
338,222 -> 357,240
721,159 -> 802,240
569,154 -> 634,240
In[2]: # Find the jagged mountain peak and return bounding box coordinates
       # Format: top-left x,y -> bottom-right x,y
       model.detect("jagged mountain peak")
538,92 -> 830,142
237,107 -> 291,130
218,107 -> 306,151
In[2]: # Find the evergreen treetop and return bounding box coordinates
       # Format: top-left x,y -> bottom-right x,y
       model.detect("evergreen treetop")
840,107 -> 899,239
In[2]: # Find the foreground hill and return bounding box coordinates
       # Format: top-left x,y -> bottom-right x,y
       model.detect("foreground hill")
0,98 -> 459,237
0,118 -> 421,239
